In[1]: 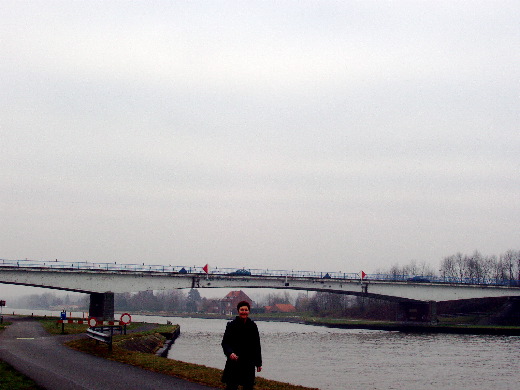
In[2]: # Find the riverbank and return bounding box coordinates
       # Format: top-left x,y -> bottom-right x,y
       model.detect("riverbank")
65,324 -> 317,390
129,311 -> 520,336
302,319 -> 520,335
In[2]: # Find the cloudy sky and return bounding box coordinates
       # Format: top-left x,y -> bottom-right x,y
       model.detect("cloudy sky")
1,0 -> 519,287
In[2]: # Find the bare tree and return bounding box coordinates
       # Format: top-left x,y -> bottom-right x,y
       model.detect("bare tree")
500,250 -> 520,285
258,291 -> 293,307
441,255 -> 457,281
440,249 -> 520,285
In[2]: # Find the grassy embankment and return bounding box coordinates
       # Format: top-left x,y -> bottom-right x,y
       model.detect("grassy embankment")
0,360 -> 44,390
296,315 -> 520,334
36,318 -> 317,390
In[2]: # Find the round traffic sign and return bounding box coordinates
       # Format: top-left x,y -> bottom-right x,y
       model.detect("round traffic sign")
88,317 -> 98,327
120,313 -> 132,325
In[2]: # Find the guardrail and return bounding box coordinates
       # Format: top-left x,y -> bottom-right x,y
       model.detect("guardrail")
1,258 -> 519,287
86,325 -> 124,351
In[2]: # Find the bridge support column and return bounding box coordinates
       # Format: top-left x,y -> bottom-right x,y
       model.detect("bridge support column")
397,300 -> 437,324
89,292 -> 114,321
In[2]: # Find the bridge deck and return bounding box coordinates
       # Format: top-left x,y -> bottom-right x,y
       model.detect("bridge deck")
1,259 -> 520,302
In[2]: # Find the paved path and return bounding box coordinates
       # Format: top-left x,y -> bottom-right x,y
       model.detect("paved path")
0,316 -> 218,390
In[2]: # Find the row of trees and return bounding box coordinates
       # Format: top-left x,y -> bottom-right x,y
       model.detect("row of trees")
379,249 -> 520,285
7,287 -> 504,322
440,250 -> 520,284
7,292 -> 88,310
9,289 -> 291,313
380,260 -> 437,279
116,290 -> 190,313
9,289 -> 213,313
9,288 -> 382,319
116,289 -> 298,314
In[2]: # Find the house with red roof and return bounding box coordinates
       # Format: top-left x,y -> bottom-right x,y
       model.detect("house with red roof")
265,303 -> 296,313
220,290 -> 253,315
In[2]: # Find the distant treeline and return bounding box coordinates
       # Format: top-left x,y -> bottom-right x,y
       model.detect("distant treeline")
379,249 -> 520,284
8,292 -> 88,311
440,250 -> 520,284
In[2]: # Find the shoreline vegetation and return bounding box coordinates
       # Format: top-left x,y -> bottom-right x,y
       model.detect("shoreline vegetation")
130,311 -> 520,336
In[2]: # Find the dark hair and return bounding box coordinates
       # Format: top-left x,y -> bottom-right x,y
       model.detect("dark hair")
236,300 -> 250,311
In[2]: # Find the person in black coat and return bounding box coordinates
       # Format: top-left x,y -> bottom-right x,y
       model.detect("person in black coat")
221,300 -> 262,390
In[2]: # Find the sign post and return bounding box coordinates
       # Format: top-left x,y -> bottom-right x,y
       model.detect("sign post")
60,310 -> 67,333
0,300 -> 5,323
120,313 -> 132,334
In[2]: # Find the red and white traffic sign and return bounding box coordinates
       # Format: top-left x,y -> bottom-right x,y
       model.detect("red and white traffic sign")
88,317 -> 98,327
120,313 -> 132,325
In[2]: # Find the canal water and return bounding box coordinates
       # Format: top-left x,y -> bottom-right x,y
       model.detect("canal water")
6,309 -> 520,390
144,315 -> 519,390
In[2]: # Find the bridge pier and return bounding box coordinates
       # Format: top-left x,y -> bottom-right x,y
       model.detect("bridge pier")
89,292 -> 114,321
397,300 -> 437,324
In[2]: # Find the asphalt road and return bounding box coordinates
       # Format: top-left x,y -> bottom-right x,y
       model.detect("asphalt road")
0,316 -> 218,390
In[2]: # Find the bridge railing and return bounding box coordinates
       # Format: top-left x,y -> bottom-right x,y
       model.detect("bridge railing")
0,259 -> 194,273
0,259 -> 355,279
367,273 -> 520,286
1,259 -> 518,287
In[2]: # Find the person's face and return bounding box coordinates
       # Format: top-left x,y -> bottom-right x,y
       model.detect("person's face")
238,305 -> 249,320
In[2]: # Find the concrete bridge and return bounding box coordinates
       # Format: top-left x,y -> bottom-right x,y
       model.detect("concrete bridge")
2,259 -> 520,323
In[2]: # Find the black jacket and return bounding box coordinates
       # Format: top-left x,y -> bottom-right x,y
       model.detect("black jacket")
221,316 -> 262,385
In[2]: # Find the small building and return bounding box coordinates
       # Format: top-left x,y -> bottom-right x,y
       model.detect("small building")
220,290 -> 253,316
265,303 -> 296,313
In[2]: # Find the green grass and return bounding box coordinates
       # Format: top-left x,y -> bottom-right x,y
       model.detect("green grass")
66,329 -> 318,390
0,361 -> 45,390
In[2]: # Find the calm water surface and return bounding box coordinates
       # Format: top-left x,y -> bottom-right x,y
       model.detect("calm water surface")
156,315 -> 520,390
8,310 -> 520,390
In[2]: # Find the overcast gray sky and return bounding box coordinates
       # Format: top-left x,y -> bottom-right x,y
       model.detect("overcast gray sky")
1,0 -> 519,288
